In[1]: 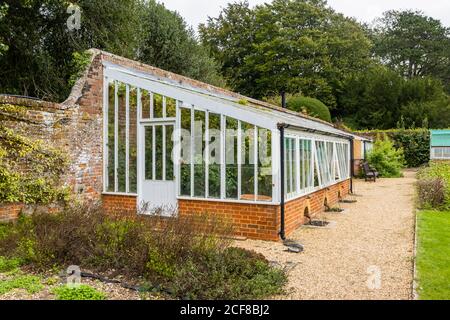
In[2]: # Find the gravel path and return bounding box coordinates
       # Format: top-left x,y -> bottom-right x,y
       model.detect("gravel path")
236,170 -> 417,300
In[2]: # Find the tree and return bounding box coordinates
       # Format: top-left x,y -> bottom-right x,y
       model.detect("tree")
200,0 -> 372,108
338,64 -> 450,129
0,0 -> 223,102
0,0 -> 141,101
372,10 -> 450,91
136,1 -> 224,87
0,3 -> 7,56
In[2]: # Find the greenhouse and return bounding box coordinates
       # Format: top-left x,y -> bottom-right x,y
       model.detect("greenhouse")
98,53 -> 353,240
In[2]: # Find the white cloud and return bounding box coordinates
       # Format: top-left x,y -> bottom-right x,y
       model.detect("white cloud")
160,0 -> 450,29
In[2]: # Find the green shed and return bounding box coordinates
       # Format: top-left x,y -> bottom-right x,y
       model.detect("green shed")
430,130 -> 450,159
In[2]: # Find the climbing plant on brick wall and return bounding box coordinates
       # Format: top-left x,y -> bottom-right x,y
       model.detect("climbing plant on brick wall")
0,124 -> 69,204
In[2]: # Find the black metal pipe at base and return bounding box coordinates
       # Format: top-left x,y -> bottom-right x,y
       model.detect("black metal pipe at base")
278,124 -> 287,240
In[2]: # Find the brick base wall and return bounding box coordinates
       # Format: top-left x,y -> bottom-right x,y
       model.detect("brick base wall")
0,203 -> 24,222
102,194 -> 138,214
179,179 -> 351,241
284,179 -> 350,236
103,179 -> 350,241
178,200 -> 280,241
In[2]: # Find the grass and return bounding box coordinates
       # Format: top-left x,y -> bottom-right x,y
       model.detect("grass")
52,284 -> 107,300
0,274 -> 44,295
416,210 -> 450,300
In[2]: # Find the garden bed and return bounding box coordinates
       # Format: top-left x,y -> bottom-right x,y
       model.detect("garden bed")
0,205 -> 286,300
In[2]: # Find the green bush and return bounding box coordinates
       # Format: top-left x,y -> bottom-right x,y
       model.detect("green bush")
52,284 -> 106,300
367,134 -> 405,177
417,162 -> 450,209
358,129 -> 430,168
286,96 -> 332,122
166,247 -> 286,300
0,203 -> 286,300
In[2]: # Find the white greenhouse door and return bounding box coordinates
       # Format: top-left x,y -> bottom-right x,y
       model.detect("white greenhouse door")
139,123 -> 177,216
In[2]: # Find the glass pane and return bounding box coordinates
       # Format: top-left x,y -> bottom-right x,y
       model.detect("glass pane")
241,122 -> 255,199
193,110 -> 205,197
313,144 -> 320,187
208,113 -> 221,198
141,89 -> 150,119
180,107 -> 191,196
225,117 -> 238,199
145,126 -> 153,180
166,125 -> 174,180
166,97 -> 176,117
117,82 -> 126,192
299,139 -> 306,191
129,86 -> 138,192
258,128 -> 272,201
106,80 -> 115,192
153,93 -> 163,118
155,125 -> 163,180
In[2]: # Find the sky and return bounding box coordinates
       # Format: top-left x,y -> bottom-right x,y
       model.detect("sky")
160,0 -> 450,30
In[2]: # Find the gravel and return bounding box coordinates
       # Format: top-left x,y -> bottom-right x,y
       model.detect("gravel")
235,170 -> 417,300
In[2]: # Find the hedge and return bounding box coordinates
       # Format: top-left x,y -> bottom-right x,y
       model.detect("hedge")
358,129 -> 430,168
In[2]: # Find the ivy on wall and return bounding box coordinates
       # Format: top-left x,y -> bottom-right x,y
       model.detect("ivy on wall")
0,125 -> 69,204
358,129 -> 430,168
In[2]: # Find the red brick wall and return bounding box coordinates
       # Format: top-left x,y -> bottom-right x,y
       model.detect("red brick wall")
178,200 -> 280,241
179,179 -> 351,241
283,179 -> 350,236
102,194 -> 137,215
0,203 -> 24,222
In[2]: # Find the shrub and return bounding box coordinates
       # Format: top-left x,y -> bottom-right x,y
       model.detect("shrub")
52,284 -> 106,300
264,94 -> 332,122
417,178 -> 446,209
417,162 -> 450,209
0,203 -> 286,299
357,129 -> 430,168
286,96 -> 332,122
367,134 -> 405,177
166,247 -> 286,300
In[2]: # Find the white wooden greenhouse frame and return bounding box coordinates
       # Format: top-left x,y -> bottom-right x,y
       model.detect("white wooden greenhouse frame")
101,61 -> 353,214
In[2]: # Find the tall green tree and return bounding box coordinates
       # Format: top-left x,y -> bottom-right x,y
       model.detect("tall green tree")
0,0 -> 141,101
0,0 -> 223,102
372,10 -> 450,91
338,64 -> 450,129
199,0 -> 372,108
136,0 -> 224,87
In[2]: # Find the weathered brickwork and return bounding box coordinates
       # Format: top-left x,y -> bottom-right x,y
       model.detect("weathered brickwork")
0,203 -> 24,222
0,53 -> 105,203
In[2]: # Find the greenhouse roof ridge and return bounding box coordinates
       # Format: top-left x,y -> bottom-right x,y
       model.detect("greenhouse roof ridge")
90,49 -> 346,132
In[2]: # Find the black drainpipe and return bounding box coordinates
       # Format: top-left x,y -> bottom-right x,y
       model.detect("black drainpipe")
278,123 -> 287,240
349,136 -> 355,194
